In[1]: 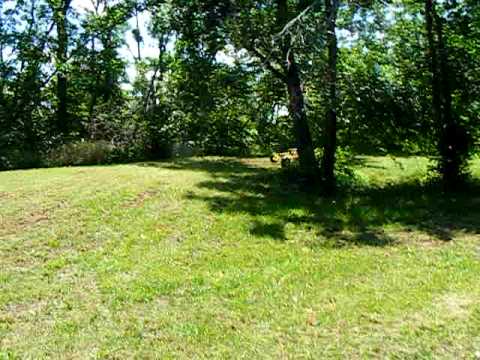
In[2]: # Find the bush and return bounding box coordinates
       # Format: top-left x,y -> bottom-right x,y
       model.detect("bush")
0,149 -> 43,170
108,142 -> 148,164
314,147 -> 356,179
47,140 -> 115,167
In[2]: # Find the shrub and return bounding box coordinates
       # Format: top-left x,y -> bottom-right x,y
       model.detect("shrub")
0,149 -> 43,170
316,146 -> 359,188
47,140 -> 114,167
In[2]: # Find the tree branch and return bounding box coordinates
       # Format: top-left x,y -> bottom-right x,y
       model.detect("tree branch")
250,47 -> 287,83
275,3 -> 315,41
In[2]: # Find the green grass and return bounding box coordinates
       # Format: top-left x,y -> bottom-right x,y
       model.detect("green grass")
1,156 -> 480,358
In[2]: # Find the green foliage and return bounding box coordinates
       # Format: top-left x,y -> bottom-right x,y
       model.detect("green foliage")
314,146 -> 358,187
0,149 -> 43,170
46,140 -> 115,167
46,135 -> 150,167
0,0 -> 478,191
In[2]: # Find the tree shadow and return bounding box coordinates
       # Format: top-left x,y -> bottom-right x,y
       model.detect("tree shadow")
250,221 -> 286,240
138,158 -> 480,248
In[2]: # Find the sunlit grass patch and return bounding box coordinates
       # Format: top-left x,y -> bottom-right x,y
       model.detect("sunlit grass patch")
1,156 -> 480,358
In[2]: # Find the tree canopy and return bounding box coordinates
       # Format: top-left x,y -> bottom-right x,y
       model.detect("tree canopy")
0,0 -> 478,191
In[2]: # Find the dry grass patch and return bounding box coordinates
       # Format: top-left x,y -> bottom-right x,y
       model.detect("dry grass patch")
123,190 -> 160,208
437,293 -> 476,320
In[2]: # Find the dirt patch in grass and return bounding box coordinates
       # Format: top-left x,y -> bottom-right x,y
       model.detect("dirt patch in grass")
130,296 -> 170,315
1,209 -> 51,235
1,209 -> 52,237
1,300 -> 49,322
165,232 -> 184,248
240,158 -> 275,168
1,200 -> 74,237
123,190 -> 159,208
436,293 -> 475,320
388,229 -> 450,248
0,191 -> 15,199
18,210 -> 50,226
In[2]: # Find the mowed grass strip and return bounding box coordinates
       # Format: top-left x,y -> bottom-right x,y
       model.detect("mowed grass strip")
1,156 -> 480,358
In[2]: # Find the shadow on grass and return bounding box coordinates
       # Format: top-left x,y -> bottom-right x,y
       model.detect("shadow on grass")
138,158 -> 480,248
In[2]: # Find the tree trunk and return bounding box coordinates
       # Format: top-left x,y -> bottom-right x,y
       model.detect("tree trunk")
134,6 -> 142,62
425,0 -> 465,190
0,11 -> 5,101
54,0 -> 71,135
277,0 -> 318,182
425,0 -> 441,129
434,4 -> 462,190
286,51 -> 318,178
321,0 -> 339,194
103,31 -> 114,102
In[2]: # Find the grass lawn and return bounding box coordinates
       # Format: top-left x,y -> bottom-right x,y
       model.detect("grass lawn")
1,156 -> 480,358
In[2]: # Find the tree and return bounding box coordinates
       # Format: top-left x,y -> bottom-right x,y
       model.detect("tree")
48,0 -> 73,135
1,0 -> 478,183
425,0 -> 471,190
321,0 -> 339,193
1,0 -> 52,167
168,0 -> 320,180
276,0 -> 318,181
